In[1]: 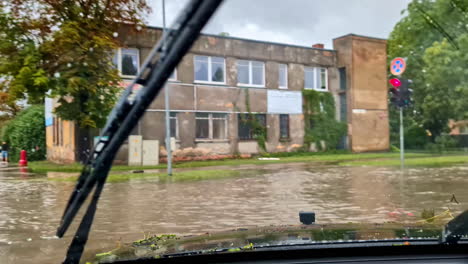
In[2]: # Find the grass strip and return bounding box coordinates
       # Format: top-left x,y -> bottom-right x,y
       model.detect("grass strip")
30,152 -> 433,173
47,169 -> 260,183
340,155 -> 468,167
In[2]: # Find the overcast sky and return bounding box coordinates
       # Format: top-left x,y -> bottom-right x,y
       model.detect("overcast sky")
146,0 -> 411,49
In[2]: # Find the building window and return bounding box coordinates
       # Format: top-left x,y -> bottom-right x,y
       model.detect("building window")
194,55 -> 225,83
237,60 -> 265,87
278,64 -> 288,89
169,112 -> 178,139
304,67 -> 328,91
238,114 -> 266,140
113,48 -> 139,77
279,114 -> 289,139
53,117 -> 57,145
339,67 -> 346,91
195,113 -> 228,140
53,117 -> 63,146
339,93 -> 347,122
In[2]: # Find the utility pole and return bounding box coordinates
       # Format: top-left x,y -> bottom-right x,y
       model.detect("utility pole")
389,57 -> 410,170
162,0 -> 172,175
399,108 -> 404,169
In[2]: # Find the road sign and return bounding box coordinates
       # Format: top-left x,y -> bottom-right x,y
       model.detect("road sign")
390,57 -> 406,75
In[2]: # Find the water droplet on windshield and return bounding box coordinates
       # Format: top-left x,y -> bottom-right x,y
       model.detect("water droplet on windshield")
113,32 -> 119,38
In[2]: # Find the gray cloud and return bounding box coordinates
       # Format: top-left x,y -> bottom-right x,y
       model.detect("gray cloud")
147,0 -> 411,49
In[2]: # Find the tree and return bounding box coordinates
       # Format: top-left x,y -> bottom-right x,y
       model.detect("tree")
0,0 -> 151,128
2,105 -> 46,161
388,0 -> 468,140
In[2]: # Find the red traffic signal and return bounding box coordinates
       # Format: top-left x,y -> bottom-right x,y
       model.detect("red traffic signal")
389,78 -> 401,88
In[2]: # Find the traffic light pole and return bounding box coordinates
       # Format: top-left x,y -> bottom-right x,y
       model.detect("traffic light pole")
162,0 -> 172,176
399,107 -> 404,169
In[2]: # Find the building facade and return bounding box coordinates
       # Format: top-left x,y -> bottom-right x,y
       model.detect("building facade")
46,26 -> 389,164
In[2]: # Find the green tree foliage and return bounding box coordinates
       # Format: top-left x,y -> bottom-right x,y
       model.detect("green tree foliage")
388,0 -> 468,140
0,0 -> 151,128
303,90 -> 347,150
42,21 -> 120,128
2,105 -> 46,161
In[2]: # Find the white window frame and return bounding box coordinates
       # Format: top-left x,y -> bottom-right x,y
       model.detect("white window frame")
304,67 -> 328,91
195,113 -> 228,140
237,60 -> 265,88
278,63 -> 288,89
194,55 -> 226,85
115,48 -> 140,79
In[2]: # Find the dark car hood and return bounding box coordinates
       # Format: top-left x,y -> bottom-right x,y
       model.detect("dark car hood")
90,222 -> 444,263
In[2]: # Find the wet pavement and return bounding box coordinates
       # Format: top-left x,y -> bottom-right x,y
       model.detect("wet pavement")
0,163 -> 467,263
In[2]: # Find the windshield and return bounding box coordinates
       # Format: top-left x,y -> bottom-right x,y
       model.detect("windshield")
0,0 -> 468,263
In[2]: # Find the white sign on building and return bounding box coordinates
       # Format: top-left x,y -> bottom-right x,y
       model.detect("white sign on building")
267,90 -> 302,114
45,97 -> 53,127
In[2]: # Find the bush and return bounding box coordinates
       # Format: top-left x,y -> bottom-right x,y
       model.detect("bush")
390,145 -> 400,152
405,124 -> 430,149
425,135 -> 457,154
1,105 -> 46,162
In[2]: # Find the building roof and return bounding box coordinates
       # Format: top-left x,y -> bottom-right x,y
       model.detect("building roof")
333,33 -> 387,42
146,25 -> 337,52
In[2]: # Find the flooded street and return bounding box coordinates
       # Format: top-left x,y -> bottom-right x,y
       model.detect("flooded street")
1,163 -> 468,263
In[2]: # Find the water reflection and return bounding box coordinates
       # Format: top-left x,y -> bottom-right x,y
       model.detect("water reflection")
0,164 -> 467,263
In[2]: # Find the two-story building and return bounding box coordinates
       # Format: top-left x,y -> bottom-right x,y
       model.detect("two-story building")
45,26 -> 389,164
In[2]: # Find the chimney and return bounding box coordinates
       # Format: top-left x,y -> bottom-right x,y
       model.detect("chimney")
312,43 -> 324,49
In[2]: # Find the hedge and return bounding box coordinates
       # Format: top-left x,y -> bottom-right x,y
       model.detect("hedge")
1,105 -> 46,162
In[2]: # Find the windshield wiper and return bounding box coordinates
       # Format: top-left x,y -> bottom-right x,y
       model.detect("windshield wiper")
55,1 -> 224,263
440,210 -> 468,244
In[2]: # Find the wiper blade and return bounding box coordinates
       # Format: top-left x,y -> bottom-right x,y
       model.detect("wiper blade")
55,1 -> 224,263
440,210 -> 468,244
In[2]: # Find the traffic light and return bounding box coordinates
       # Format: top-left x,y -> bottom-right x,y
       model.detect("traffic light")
399,78 -> 413,107
389,78 -> 402,107
389,78 -> 413,108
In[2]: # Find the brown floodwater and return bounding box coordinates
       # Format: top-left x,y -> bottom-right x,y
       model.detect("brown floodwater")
0,163 -> 467,263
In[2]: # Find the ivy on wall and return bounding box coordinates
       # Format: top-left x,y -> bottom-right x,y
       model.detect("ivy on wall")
303,89 -> 347,151
237,89 -> 267,151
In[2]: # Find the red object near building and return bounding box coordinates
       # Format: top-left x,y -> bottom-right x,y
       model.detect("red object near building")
19,150 -> 27,166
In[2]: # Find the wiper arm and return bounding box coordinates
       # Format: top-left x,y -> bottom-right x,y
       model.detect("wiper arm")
440,210 -> 468,244
55,1 -> 224,263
